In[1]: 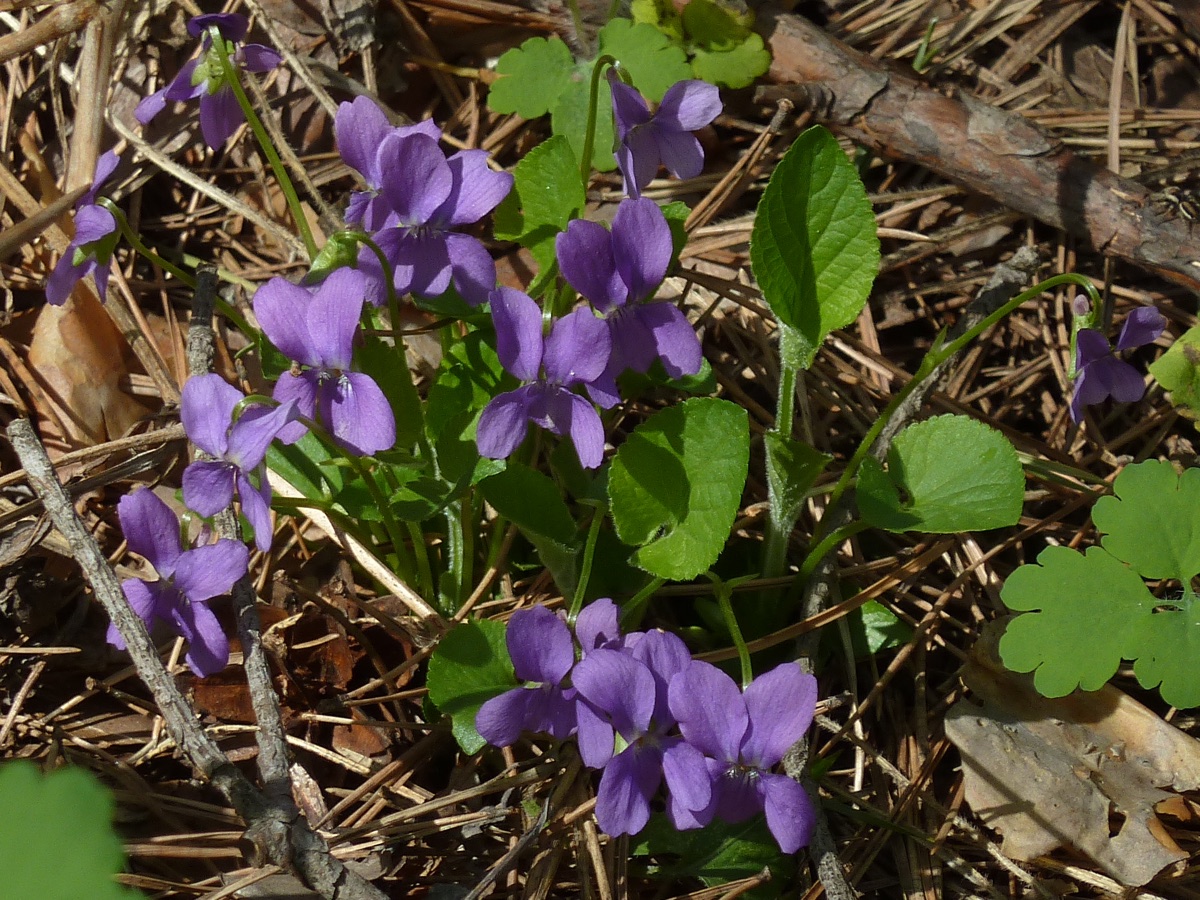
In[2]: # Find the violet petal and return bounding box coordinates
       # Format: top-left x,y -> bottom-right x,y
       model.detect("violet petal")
445,232 -> 498,306
1116,306 -> 1166,351
237,471 -> 275,552
170,599 -> 230,678
655,80 -> 721,132
109,578 -> 161,650
325,371 -> 396,456
308,268 -> 367,371
476,687 -> 536,747
255,277 -> 320,366
542,307 -> 610,387
439,150 -> 513,227
199,87 -> 243,149
182,461 -> 237,518
380,133 -> 453,225
594,746 -> 661,836
759,772 -> 815,854
180,373 -> 239,457
669,660 -> 747,761
611,198 -> 671,301
491,287 -> 544,381
336,97 -> 392,184
741,663 -> 816,768
172,540 -> 249,603
118,489 -> 183,577
572,648 -> 656,738
507,605 -> 575,684
556,219 -> 626,312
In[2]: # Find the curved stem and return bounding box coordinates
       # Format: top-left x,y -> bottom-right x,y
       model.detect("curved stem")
208,27 -> 317,260
815,273 -> 1098,543
101,199 -> 196,288
711,574 -> 753,689
569,504 -> 606,622
579,55 -> 617,188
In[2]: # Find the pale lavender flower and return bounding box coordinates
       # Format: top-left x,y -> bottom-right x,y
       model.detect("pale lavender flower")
571,630 -> 708,837
109,487 -> 248,677
667,660 -> 818,853
1070,306 -> 1166,423
135,13 -> 281,149
46,150 -> 120,306
180,374 -> 297,552
335,97 -> 441,232
556,197 -> 701,407
253,268 -> 396,456
610,74 -> 722,199
366,131 -> 512,305
476,287 -> 610,469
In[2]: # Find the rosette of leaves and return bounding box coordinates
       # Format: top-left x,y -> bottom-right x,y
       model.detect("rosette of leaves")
999,459 -> 1200,709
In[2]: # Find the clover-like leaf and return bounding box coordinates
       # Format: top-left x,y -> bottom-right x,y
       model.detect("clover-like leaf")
1129,598 -> 1200,709
1093,460 -> 1200,583
0,761 -> 142,900
999,545 -> 1154,698
427,618 -> 515,754
857,415 -> 1024,533
599,19 -> 692,103
609,397 -> 748,580
487,36 -> 576,118
750,125 -> 879,369
1148,324 -> 1200,422
682,0 -> 770,89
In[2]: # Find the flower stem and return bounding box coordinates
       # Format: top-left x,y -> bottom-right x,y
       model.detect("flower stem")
208,27 -> 318,261
621,575 -> 665,630
568,504 -> 606,622
579,55 -> 617,189
101,199 -> 196,288
709,572 -> 755,689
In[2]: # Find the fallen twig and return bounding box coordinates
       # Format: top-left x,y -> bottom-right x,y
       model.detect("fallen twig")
758,11 -> 1200,291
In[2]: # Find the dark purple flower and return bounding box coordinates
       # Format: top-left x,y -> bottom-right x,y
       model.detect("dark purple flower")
180,374 -> 297,552
476,287 -> 610,468
572,630 -> 705,836
253,268 -> 396,456
109,487 -> 249,677
364,131 -> 512,305
335,97 -> 442,232
46,150 -> 121,306
1070,306 -> 1165,423
610,75 -> 722,199
135,13 -> 281,149
556,197 -> 701,407
668,660 -> 817,853
476,606 -> 580,746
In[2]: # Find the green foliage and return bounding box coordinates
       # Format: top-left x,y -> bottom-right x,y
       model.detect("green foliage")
487,21 -> 691,171
857,415 -> 1024,533
1148,324 -> 1200,422
764,432 -> 830,538
609,397 -> 748,580
488,36 -> 576,119
481,464 -> 581,596
493,135 -> 585,276
633,813 -> 793,896
0,761 -> 142,900
633,0 -> 771,89
426,618 -> 515,753
847,600 -> 914,658
750,126 -> 879,369
681,0 -> 771,89
999,460 -> 1200,707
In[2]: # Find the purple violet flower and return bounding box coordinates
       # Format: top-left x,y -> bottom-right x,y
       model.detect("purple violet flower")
556,197 -> 701,407
476,287 -> 611,469
253,268 -> 396,456
667,660 -> 818,853
365,130 -> 512,305
335,97 -> 442,232
180,374 -> 297,552
46,150 -> 121,306
1070,306 -> 1166,423
135,13 -> 282,150
571,630 -> 708,837
475,605 -> 581,746
109,487 -> 249,678
610,74 -> 722,199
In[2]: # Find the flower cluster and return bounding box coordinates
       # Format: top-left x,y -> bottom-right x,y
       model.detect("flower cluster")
1070,306 -> 1165,422
473,76 -> 717,468
335,97 -> 514,306
111,488 -> 249,677
476,600 -> 818,853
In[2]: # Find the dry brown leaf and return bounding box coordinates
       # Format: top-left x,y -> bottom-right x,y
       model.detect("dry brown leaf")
25,290 -> 154,450
946,623 -> 1200,886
